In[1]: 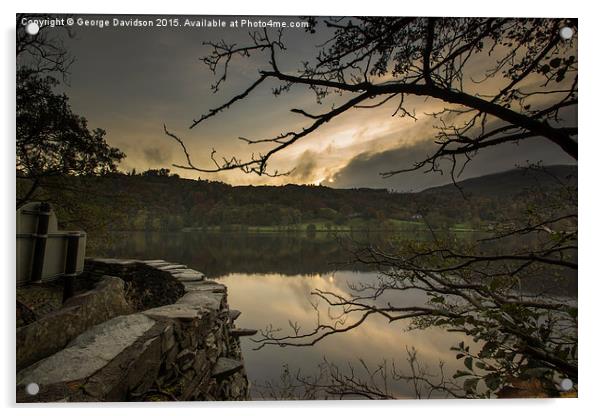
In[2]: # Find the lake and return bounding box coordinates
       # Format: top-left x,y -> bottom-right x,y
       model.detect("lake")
89,230 -> 576,399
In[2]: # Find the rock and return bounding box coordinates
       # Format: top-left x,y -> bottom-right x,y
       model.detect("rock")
176,273 -> 206,282
140,260 -> 168,266
180,360 -> 211,400
143,304 -> 203,321
172,268 -> 203,275
230,328 -> 257,337
177,291 -> 224,311
163,345 -> 178,368
157,264 -> 187,271
123,335 -> 163,398
83,329 -> 165,401
192,350 -> 209,374
17,314 -> 156,387
203,332 -> 219,362
229,310 -> 241,322
176,349 -> 196,370
161,324 -> 175,352
212,357 -> 243,379
171,268 -> 206,281
182,281 -> 226,292
17,276 -> 132,371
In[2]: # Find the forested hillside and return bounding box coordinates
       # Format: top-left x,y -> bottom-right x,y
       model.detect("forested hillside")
19,165 -> 576,233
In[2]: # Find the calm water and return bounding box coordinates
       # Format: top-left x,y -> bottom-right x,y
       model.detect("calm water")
89,231 -> 575,399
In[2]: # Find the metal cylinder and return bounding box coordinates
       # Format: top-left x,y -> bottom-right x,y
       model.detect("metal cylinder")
62,232 -> 81,302
29,202 -> 51,283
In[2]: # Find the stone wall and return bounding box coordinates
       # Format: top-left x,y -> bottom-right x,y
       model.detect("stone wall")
16,259 -> 251,402
17,275 -> 132,371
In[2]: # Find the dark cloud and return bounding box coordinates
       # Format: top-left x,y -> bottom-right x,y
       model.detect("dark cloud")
292,150 -> 319,182
143,147 -> 172,165
44,15 -> 577,188
328,136 -> 576,192
329,93 -> 577,192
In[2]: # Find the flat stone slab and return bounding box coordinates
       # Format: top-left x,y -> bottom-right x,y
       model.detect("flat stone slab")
166,269 -> 203,277
212,357 -> 243,379
183,281 -> 226,292
171,268 -> 204,275
140,259 -> 166,264
143,304 -> 203,321
177,291 -> 224,311
157,264 -> 187,271
17,314 -> 155,386
176,273 -> 206,282
230,328 -> 258,337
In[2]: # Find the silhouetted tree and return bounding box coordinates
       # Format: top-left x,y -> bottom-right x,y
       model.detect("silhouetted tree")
16,14 -> 124,208
141,168 -> 172,177
166,18 -> 576,179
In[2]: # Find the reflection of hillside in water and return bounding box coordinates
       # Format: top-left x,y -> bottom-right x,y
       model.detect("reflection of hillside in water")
90,231 -> 576,297
91,231 -> 392,276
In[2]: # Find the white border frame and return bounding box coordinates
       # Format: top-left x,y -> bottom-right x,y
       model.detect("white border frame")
2,1 -> 598,415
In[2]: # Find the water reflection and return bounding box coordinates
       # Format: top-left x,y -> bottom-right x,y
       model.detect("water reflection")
219,271 -> 468,398
91,230 -> 474,278
89,231 -> 576,398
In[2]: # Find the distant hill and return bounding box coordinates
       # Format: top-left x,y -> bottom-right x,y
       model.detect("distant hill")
19,165 -> 577,233
420,165 -> 577,197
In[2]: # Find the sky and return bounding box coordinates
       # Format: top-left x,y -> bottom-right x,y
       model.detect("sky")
34,15 -> 577,192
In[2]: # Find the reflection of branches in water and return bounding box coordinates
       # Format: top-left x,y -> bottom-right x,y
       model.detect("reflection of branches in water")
254,242 -> 577,378
254,167 -> 577,395
254,347 -> 466,400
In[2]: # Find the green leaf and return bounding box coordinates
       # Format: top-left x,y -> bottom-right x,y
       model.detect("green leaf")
464,357 -> 474,371
453,370 -> 472,379
463,378 -> 479,393
484,374 -> 501,391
